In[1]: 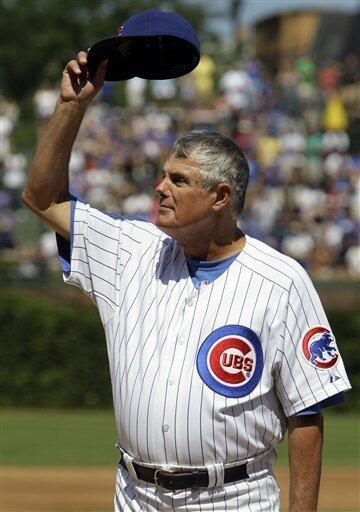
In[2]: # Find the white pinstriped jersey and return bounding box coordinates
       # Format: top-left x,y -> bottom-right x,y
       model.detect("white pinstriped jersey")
61,199 -> 350,511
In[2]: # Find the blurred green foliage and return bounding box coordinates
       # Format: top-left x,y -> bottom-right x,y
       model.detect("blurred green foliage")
1,288 -> 358,409
2,289 -> 111,408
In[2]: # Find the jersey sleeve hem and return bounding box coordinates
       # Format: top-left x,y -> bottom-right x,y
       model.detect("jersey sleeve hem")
283,379 -> 352,417
294,391 -> 346,415
56,198 -> 93,296
56,195 -> 77,279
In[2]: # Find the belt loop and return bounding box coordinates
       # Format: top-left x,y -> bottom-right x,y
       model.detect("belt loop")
122,452 -> 138,481
207,463 -> 224,488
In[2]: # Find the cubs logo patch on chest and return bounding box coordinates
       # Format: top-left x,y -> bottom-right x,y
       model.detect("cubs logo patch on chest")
196,325 -> 264,398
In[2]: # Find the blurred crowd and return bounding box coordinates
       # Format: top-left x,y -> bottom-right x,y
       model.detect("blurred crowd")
1,53 -> 359,279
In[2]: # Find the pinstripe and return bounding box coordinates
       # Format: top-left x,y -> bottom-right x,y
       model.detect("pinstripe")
87,223 -> 119,241
211,269 -> 232,511
73,261 -> 120,291
89,207 -> 163,243
238,270 -> 253,322
143,269 -> 188,463
115,246 -> 173,418
274,352 -> 298,415
81,235 -> 119,255
121,231 -> 141,244
92,290 -> 119,309
124,252 -> 180,456
235,259 -> 287,291
223,263 -> 243,487
259,288 -> 283,507
88,210 -> 122,226
246,240 -> 321,323
186,281 -> 216,466
219,266 -> 232,463
173,291 -> 200,465
236,268 -> 255,510
129,219 -> 165,239
197,281 -> 218,462
161,316 -> 185,465
118,245 -> 132,256
189,282 -> 217,512
70,268 -> 90,281
257,284 -> 275,451
111,243 -> 157,433
211,272 -> 231,463
117,242 -> 163,313
142,260 -> 188,461
249,278 -> 265,511
119,253 -> 133,280
119,250 -> 174,406
250,277 -> 264,327
72,254 -> 118,272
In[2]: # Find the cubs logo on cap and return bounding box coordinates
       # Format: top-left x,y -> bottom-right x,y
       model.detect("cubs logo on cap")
196,325 -> 263,398
302,326 -> 339,370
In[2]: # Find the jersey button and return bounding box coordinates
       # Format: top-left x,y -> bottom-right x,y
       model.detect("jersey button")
162,424 -> 169,432
187,299 -> 193,306
178,339 -> 184,346
169,378 -> 175,385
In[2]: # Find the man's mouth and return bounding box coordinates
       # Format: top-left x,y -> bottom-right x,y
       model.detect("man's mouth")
158,203 -> 174,210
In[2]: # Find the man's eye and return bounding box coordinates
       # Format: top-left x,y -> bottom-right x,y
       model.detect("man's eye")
174,177 -> 185,184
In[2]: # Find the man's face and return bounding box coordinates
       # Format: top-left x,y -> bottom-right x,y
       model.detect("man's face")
155,156 -> 216,235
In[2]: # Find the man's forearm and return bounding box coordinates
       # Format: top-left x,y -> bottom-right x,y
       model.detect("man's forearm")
22,99 -> 85,211
288,413 -> 323,512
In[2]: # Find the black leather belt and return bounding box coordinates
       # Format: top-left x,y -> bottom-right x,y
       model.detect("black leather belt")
119,457 -> 249,491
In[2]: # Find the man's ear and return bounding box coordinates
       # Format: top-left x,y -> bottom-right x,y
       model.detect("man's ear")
213,182 -> 232,211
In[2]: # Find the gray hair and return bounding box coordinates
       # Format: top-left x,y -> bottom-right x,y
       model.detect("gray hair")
167,130 -> 249,216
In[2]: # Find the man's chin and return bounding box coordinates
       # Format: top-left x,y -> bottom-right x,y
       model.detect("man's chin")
155,214 -> 177,234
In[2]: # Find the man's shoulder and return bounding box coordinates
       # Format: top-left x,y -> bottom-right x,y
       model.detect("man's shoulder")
243,235 -> 311,291
76,200 -> 171,250
120,215 -> 170,244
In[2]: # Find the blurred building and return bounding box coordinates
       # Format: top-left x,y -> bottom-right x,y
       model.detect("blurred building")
254,10 -> 360,72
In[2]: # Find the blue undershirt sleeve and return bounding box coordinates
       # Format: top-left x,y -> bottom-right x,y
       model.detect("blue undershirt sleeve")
56,195 -> 77,276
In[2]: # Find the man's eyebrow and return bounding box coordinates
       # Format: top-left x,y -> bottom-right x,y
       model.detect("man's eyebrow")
163,168 -> 190,177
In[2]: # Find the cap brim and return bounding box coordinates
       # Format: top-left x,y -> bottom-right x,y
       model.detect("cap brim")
88,35 -> 200,81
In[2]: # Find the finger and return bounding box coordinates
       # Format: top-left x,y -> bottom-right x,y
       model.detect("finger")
65,59 -> 82,76
93,58 -> 108,86
77,51 -> 88,67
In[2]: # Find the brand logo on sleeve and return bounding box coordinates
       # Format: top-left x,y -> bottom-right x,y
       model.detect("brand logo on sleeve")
196,325 -> 263,398
302,327 -> 339,370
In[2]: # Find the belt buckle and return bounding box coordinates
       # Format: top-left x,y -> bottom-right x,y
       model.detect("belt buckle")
154,467 -> 176,490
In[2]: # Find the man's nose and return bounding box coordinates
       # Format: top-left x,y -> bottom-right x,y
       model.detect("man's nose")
155,178 -> 169,198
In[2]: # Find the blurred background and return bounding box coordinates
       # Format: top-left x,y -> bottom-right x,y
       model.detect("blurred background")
1,1 -> 359,511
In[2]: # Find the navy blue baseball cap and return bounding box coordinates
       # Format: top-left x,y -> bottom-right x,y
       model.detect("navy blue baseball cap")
87,8 -> 200,81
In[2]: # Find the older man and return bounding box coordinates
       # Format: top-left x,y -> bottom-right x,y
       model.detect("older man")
22,52 -> 350,512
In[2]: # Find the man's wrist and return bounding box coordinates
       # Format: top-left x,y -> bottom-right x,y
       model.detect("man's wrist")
57,97 -> 87,115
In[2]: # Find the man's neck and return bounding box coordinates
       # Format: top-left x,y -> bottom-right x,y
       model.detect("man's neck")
176,223 -> 246,261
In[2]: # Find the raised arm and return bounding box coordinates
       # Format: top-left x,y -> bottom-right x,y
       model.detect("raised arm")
21,51 -> 107,240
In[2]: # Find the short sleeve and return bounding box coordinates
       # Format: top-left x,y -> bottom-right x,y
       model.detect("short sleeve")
274,263 -> 351,417
56,199 -> 122,322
